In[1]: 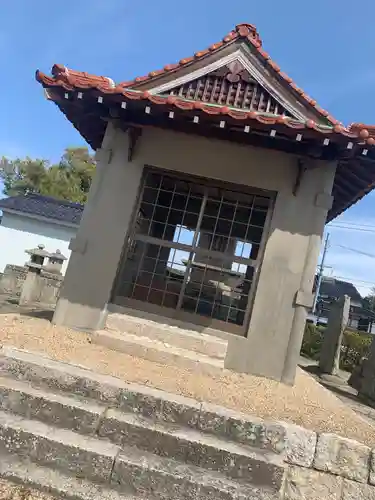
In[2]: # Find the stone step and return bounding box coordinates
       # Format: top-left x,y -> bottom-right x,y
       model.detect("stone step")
0,413 -> 281,500
91,329 -> 224,375
0,375 -> 105,435
100,408 -> 286,486
0,451 -> 136,500
106,312 -> 228,360
0,374 -> 285,487
0,409 -> 119,484
112,442 -> 282,500
0,346 -> 287,455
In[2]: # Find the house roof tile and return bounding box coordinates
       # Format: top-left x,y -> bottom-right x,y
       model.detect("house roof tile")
36,23 -> 340,126
0,194 -> 83,226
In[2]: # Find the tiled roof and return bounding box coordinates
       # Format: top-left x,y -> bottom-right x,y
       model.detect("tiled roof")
349,123 -> 375,138
35,22 -> 375,143
317,277 -> 363,303
37,64 -> 115,92
34,23 -> 375,223
33,76 -> 375,143
36,24 -> 339,126
0,194 -> 83,226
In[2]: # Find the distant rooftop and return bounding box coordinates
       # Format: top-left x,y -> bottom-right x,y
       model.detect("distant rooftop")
0,194 -> 83,226
315,276 -> 363,303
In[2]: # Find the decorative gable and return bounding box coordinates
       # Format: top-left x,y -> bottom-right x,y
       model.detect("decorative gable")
130,23 -> 337,124
166,61 -> 292,116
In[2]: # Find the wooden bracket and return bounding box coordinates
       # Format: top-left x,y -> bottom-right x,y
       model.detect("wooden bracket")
293,158 -> 307,196
128,127 -> 142,162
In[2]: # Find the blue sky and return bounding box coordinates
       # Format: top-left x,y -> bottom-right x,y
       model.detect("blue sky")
2,0 -> 375,295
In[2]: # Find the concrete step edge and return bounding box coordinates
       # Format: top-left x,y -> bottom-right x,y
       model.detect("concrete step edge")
106,307 -> 232,342
94,329 -> 223,363
96,329 -> 222,362
0,451 -> 135,500
106,313 -> 228,359
107,313 -> 228,343
0,346 -> 287,455
91,330 -> 223,376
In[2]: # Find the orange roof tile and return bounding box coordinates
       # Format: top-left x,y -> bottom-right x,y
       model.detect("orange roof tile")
34,74 -> 375,145
36,63 -> 115,91
119,23 -> 339,125
349,123 -> 375,138
36,23 -> 341,126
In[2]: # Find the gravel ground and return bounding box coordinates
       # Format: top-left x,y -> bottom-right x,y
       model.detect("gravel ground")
0,479 -> 55,499
0,313 -> 375,446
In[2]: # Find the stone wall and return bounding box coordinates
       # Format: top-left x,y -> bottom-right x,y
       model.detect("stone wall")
0,265 -> 27,296
22,271 -> 63,306
282,424 -> 375,499
0,264 -> 63,306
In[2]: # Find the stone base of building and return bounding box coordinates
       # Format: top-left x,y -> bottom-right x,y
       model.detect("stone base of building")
52,298 -> 108,331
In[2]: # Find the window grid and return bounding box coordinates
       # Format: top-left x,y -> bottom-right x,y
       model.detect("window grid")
117,170 -> 271,327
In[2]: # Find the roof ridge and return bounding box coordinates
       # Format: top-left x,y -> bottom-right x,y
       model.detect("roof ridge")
36,63 -> 115,91
36,22 -> 341,126
26,193 -> 84,209
0,194 -> 83,225
117,23 -> 339,126
1,193 -> 84,210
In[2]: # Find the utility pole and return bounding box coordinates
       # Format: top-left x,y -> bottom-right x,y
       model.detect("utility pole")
312,233 -> 330,314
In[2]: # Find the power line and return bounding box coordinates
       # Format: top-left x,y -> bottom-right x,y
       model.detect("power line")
330,220 -> 375,228
334,244 -> 375,259
329,224 -> 375,233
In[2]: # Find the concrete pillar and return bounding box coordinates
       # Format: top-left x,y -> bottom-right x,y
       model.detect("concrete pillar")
224,160 -> 336,383
319,295 -> 350,375
52,124 -> 143,330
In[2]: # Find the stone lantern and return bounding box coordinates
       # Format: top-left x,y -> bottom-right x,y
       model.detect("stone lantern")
45,249 -> 67,275
19,244 -> 50,305
24,244 -> 50,273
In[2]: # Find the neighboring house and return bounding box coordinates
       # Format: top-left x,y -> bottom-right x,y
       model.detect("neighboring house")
308,276 -> 375,332
0,194 -> 83,274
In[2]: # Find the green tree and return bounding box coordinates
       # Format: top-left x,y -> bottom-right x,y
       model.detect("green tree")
362,287 -> 375,312
0,147 -> 96,203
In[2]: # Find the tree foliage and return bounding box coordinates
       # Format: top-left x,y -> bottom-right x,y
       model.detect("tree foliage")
362,286 -> 375,313
0,147 -> 96,204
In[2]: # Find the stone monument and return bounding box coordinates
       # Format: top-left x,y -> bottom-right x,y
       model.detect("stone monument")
319,295 -> 350,375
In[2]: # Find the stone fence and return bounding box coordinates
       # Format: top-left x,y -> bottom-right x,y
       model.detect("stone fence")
0,245 -> 66,307
0,264 -> 27,297
282,424 -> 375,498
0,264 -> 63,306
